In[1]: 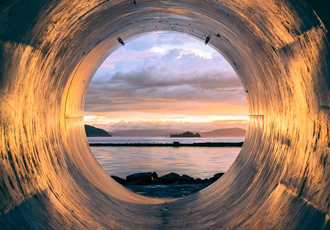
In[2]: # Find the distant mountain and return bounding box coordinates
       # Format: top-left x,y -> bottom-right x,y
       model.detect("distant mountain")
85,125 -> 112,137
199,128 -> 246,137
107,128 -> 246,137
110,129 -> 184,137
170,131 -> 201,138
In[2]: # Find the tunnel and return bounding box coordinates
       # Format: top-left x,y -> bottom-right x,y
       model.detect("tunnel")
0,0 -> 330,229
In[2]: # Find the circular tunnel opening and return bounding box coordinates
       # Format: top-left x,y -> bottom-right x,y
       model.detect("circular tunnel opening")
60,0 -> 288,212
1,0 -> 328,229
83,32 -> 248,198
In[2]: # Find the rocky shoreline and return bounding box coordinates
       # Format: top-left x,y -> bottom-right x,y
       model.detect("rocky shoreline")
111,172 -> 224,198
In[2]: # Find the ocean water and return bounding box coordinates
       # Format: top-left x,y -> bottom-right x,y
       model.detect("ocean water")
88,137 -> 244,144
88,137 -> 244,179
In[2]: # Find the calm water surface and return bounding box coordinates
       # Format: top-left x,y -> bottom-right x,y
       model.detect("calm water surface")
89,137 -> 243,179
88,137 -> 244,144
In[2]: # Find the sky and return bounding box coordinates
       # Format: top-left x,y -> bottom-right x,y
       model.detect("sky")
84,32 -> 248,132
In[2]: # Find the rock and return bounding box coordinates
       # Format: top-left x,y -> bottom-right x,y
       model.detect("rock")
126,172 -> 154,185
203,179 -> 212,183
214,172 -> 224,179
210,173 -> 224,182
127,180 -> 145,186
151,172 -> 158,179
180,174 -> 195,184
160,172 -> 181,184
115,171 -> 223,186
111,175 -> 126,185
150,178 -> 162,185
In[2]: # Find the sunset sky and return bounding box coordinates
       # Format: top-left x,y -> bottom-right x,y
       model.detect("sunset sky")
84,32 -> 248,132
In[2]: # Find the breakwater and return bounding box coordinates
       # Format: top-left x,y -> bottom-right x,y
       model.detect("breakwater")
89,142 -> 244,147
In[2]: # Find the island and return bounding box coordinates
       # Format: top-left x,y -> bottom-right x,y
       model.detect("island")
84,125 -> 112,137
170,131 -> 201,138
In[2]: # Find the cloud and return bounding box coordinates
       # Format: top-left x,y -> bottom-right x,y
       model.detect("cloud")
84,32 -> 247,127
94,33 -> 218,75
89,119 -> 248,132
129,32 -> 193,50
86,48 -> 245,111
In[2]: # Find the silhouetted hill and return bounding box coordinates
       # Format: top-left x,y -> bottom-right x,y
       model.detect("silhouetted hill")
199,128 -> 246,137
110,129 -> 183,137
108,128 -> 246,137
85,125 -> 112,137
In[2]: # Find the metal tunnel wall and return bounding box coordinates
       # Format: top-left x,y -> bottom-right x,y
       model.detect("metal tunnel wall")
0,0 -> 330,229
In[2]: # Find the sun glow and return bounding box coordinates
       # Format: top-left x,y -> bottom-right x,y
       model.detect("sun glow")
84,33 -> 248,132
160,115 -> 249,123
84,115 -> 249,124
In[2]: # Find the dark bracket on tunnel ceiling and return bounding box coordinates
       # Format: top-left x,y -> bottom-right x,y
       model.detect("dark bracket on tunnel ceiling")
205,35 -> 211,45
117,37 -> 125,46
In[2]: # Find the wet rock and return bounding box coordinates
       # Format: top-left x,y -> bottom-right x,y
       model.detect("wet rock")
126,172 -> 153,184
111,175 -> 126,185
203,179 -> 213,183
214,172 -> 225,179
116,171 -> 224,186
151,172 -> 158,179
160,172 -> 181,184
180,174 -> 195,184
210,172 -> 224,182
150,178 -> 162,185
127,180 -> 145,186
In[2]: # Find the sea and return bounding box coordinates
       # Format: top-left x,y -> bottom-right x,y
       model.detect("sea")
88,137 -> 244,179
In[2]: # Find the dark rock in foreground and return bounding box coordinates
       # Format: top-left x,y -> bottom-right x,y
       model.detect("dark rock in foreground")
111,175 -> 126,185
211,172 -> 225,182
180,174 -> 195,183
111,172 -> 224,197
113,172 -> 224,186
160,172 -> 181,184
126,172 -> 158,185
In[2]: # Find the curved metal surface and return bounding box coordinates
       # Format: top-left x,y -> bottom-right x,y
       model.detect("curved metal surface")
0,0 -> 329,229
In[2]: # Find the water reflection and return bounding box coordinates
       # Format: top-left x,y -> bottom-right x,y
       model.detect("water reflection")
91,146 -> 241,179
